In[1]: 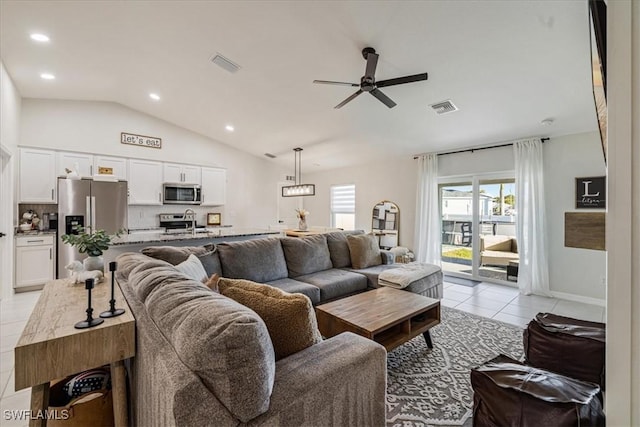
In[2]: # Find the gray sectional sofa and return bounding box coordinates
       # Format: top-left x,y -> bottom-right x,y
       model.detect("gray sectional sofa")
116,252 -> 387,426
215,232 -> 398,304
142,231 -> 399,305
114,230 -> 443,426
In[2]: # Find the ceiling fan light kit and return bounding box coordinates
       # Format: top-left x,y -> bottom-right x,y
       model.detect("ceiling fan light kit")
314,47 -> 428,109
282,148 -> 316,197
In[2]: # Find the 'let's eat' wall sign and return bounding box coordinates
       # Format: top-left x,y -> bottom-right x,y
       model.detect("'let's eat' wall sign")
121,132 -> 162,149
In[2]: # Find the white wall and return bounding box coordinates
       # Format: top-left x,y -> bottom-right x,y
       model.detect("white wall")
543,132 -> 607,301
1,63 -> 21,153
19,99 -> 287,228
304,156 -> 418,250
0,61 -> 21,299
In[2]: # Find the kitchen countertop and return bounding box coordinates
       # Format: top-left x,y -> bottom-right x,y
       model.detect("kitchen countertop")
111,228 -> 280,246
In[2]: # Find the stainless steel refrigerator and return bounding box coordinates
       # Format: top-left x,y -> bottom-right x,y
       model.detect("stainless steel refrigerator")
57,177 -> 128,278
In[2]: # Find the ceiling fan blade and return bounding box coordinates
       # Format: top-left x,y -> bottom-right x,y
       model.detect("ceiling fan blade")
376,72 -> 428,88
364,52 -> 379,80
335,89 -> 363,109
370,88 -> 397,108
313,80 -> 360,87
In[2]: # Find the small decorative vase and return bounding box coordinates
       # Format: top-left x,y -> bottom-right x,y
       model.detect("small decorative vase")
298,218 -> 307,231
83,255 -> 104,273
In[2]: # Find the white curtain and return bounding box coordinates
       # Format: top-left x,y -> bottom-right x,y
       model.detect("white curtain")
414,154 -> 441,265
514,139 -> 551,296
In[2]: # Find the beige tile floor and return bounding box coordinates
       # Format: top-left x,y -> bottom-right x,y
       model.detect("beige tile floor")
0,281 -> 606,422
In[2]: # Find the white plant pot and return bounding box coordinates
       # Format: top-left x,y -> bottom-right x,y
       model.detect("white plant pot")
83,255 -> 104,273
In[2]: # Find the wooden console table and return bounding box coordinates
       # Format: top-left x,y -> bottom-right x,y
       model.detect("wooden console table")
14,275 -> 135,427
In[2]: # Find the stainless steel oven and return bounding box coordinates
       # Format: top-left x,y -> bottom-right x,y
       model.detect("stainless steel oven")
163,183 -> 202,205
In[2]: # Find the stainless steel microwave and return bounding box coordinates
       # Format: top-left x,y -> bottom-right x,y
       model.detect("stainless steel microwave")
163,183 -> 202,205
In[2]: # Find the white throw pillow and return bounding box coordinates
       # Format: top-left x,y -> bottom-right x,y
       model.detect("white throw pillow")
175,254 -> 208,282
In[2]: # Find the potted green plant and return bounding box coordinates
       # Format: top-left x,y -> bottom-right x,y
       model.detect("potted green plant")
62,226 -> 121,272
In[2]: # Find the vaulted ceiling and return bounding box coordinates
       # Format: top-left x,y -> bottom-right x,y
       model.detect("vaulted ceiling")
1,1 -> 598,171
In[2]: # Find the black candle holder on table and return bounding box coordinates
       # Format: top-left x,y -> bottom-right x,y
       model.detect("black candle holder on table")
100,261 -> 125,318
74,278 -> 104,329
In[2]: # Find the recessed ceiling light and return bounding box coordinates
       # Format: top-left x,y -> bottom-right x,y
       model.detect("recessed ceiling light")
540,118 -> 554,126
30,33 -> 50,42
149,93 -> 160,101
225,125 -> 235,132
40,73 -> 55,80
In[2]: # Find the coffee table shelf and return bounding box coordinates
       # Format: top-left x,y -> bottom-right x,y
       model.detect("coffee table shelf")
316,287 -> 441,352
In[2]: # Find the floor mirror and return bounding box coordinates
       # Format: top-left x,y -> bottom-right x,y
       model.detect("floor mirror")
372,200 -> 399,249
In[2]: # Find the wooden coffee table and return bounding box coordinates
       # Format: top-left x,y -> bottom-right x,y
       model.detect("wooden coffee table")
315,287 -> 441,351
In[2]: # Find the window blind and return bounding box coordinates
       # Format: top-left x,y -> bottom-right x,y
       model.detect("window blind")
331,184 -> 355,213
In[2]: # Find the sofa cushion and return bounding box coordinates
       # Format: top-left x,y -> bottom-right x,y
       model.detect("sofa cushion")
344,264 -> 400,288
325,230 -> 364,268
266,278 -> 321,305
133,267 -> 276,423
217,238 -> 288,283
141,244 -> 214,265
346,234 -> 382,269
280,234 -> 333,277
296,269 -> 367,301
218,278 -> 322,360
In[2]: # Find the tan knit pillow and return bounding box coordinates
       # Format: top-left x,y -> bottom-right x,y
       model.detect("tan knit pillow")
346,233 -> 382,269
218,278 -> 322,360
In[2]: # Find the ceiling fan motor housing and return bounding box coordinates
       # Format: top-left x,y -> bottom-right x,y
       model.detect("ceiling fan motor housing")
361,76 -> 375,91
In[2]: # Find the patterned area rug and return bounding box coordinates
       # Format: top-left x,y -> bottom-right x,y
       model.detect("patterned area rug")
386,307 -> 525,426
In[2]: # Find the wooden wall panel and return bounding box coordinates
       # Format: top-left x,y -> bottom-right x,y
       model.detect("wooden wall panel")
564,212 -> 606,250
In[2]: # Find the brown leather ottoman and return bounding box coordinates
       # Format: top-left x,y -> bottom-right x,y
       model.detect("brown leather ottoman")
524,312 -> 605,390
471,354 -> 604,427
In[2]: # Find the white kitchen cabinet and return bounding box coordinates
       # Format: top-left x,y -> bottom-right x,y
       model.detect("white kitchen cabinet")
94,155 -> 128,180
19,148 -> 57,203
128,159 -> 163,205
201,167 -> 226,206
15,235 -> 55,289
163,163 -> 201,184
58,152 -> 93,177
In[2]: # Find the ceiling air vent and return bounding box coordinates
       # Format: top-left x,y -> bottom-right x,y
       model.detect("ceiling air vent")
264,153 -> 276,159
430,100 -> 458,115
210,53 -> 241,73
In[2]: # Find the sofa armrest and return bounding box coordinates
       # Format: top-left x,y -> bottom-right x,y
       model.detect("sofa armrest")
380,249 -> 395,264
247,332 -> 387,426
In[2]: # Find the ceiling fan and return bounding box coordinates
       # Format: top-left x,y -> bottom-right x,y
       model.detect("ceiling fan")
313,47 -> 428,109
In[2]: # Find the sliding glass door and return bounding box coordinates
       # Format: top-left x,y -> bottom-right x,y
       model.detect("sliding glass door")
440,175 -> 517,284
440,182 -> 474,279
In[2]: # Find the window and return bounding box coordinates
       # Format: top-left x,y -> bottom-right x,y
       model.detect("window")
330,184 -> 355,230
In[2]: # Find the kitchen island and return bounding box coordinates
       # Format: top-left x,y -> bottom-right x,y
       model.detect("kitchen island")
104,227 -> 281,266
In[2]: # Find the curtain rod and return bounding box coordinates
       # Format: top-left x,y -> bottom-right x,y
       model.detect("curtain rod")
413,137 -> 550,159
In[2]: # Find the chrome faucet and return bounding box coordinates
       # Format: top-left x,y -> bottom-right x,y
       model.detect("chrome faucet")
183,208 -> 196,236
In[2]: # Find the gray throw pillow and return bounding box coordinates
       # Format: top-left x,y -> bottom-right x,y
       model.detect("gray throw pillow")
280,234 -> 332,277
346,233 -> 382,269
